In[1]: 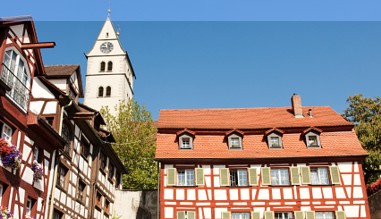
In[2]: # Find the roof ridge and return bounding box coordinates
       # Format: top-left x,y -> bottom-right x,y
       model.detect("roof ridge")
160,106 -> 331,111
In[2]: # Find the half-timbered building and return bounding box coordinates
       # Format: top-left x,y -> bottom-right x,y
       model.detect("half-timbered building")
0,16 -> 65,219
156,94 -> 370,219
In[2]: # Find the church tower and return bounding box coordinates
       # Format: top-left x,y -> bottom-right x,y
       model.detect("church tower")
84,14 -> 135,115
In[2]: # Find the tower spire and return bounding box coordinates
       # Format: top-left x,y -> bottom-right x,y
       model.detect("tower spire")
107,0 -> 111,19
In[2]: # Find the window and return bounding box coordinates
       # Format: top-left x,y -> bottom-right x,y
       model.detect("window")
104,199 -> 110,213
100,153 -> 107,172
1,49 -> 31,110
315,212 -> 334,219
267,132 -> 283,149
105,86 -> 111,97
98,86 -> 104,97
108,162 -> 115,180
311,167 -> 329,185
26,197 -> 35,217
115,172 -> 121,187
95,191 -> 102,208
33,147 -> 39,162
53,209 -> 63,219
0,184 -> 3,205
77,180 -> 86,203
56,165 -> 68,189
177,169 -> 195,186
100,62 -> 106,71
80,136 -> 90,159
275,212 -> 293,219
306,133 -> 321,147
179,134 -> 193,149
107,61 -> 113,71
177,211 -> 196,219
231,213 -> 250,219
230,169 -> 248,187
227,133 -> 242,149
61,122 -> 72,156
271,168 -> 290,185
1,123 -> 12,143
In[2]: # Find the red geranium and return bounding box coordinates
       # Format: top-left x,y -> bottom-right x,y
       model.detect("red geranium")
0,138 -> 12,156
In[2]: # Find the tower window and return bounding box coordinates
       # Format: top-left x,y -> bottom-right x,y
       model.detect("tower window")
106,86 -> 111,97
107,61 -> 113,71
100,62 -> 106,72
98,86 -> 104,97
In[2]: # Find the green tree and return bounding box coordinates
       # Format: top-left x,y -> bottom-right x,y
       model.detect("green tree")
102,99 -> 157,189
343,94 -> 381,184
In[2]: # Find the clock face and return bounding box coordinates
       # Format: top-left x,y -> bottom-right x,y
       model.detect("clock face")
100,42 -> 114,53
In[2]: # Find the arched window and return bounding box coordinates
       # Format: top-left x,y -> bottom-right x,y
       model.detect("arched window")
100,62 -> 106,71
2,49 -> 31,110
107,61 -> 113,71
106,86 -> 111,97
98,86 -> 104,97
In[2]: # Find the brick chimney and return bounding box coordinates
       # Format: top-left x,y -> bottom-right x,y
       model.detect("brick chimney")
291,94 -> 304,118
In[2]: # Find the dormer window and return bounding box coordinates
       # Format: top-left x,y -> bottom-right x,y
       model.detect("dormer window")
265,129 -> 284,149
177,129 -> 195,150
226,130 -> 244,150
303,127 -> 322,148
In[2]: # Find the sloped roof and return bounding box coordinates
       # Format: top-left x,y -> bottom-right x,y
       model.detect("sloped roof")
156,106 -> 367,160
44,65 -> 83,97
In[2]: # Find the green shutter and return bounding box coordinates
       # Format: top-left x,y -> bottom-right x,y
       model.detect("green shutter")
221,212 -> 231,219
195,168 -> 204,186
177,211 -> 185,219
251,212 -> 260,219
294,211 -> 304,219
264,211 -> 274,219
301,166 -> 311,184
187,211 -> 196,219
249,168 -> 258,186
336,211 -> 346,219
305,211 -> 315,219
330,166 -> 341,185
261,167 -> 271,186
220,168 -> 229,186
290,167 -> 300,185
167,168 -> 176,186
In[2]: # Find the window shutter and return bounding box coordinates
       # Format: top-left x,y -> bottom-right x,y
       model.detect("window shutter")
220,168 -> 229,186
187,211 -> 196,219
221,212 -> 231,219
336,211 -> 346,219
251,212 -> 260,219
195,168 -> 204,186
305,211 -> 315,219
264,211 -> 274,219
300,166 -> 311,184
167,168 -> 176,186
290,167 -> 300,185
248,168 -> 258,186
294,211 -> 304,219
330,166 -> 341,185
177,211 -> 185,219
261,167 -> 271,186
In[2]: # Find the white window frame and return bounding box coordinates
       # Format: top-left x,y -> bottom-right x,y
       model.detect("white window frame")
26,197 -> 33,216
1,123 -> 12,143
228,133 -> 242,149
230,169 -> 248,187
267,132 -> 283,148
315,212 -> 334,219
274,212 -> 294,219
179,134 -> 193,149
0,184 -> 3,204
33,147 -> 39,161
231,212 -> 251,219
2,49 -> 31,111
305,131 -> 321,148
177,169 -> 195,186
271,168 -> 290,185
310,167 -> 329,185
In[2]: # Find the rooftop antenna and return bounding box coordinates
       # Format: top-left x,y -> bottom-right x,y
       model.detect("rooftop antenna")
107,0 -> 111,19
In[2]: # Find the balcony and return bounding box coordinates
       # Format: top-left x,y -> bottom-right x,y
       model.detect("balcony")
1,63 -> 30,111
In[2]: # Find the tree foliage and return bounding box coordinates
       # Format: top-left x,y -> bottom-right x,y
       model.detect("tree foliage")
101,99 -> 157,189
343,94 -> 381,184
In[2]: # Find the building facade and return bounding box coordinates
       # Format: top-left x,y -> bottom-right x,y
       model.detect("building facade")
156,94 -> 370,219
83,16 -> 135,115
0,16 -> 65,219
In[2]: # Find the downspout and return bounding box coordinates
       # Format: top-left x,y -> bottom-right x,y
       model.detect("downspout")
48,99 -> 73,219
157,161 -> 161,219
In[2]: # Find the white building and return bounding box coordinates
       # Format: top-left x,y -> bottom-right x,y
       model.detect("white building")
84,16 -> 135,115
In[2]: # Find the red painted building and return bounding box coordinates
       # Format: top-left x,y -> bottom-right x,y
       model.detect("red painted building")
156,94 -> 370,219
0,16 -> 65,219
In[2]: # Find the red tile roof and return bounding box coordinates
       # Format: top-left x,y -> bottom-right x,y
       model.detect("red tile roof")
156,106 -> 367,160
44,65 -> 80,77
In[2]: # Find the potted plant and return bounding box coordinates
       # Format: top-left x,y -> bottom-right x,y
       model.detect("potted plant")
0,138 -> 21,170
1,206 -> 14,219
32,160 -> 43,181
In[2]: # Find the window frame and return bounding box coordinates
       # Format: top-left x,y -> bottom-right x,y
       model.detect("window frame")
77,180 -> 86,204
0,184 -> 3,206
230,169 -> 248,187
100,61 -> 106,72
179,134 -> 193,150
56,165 -> 68,190
305,131 -> 321,148
100,152 -> 107,174
1,123 -> 13,143
80,135 -> 91,160
98,86 -> 104,97
107,61 -> 113,71
227,133 -> 243,150
26,197 -> 35,217
310,167 -> 330,185
177,169 -> 195,186
270,168 -> 290,186
105,86 -> 111,97
53,209 -> 63,219
315,211 -> 334,219
231,212 -> 251,219
267,132 -> 283,149
274,212 -> 294,219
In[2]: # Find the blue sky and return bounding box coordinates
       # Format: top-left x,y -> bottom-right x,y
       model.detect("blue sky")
2,2 -> 381,119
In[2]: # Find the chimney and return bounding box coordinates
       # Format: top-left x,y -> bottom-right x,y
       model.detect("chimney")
291,94 -> 304,118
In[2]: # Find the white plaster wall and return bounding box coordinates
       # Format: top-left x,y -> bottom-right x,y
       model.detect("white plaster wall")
49,79 -> 67,91
114,190 -> 143,219
32,78 -> 55,98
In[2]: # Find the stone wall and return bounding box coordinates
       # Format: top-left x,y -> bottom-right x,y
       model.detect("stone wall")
114,190 -> 158,219
369,190 -> 381,219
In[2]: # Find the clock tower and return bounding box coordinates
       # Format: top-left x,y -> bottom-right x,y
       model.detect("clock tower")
83,16 -> 135,115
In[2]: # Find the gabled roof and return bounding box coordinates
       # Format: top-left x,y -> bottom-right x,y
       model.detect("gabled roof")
158,106 -> 352,130
44,65 -> 83,97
